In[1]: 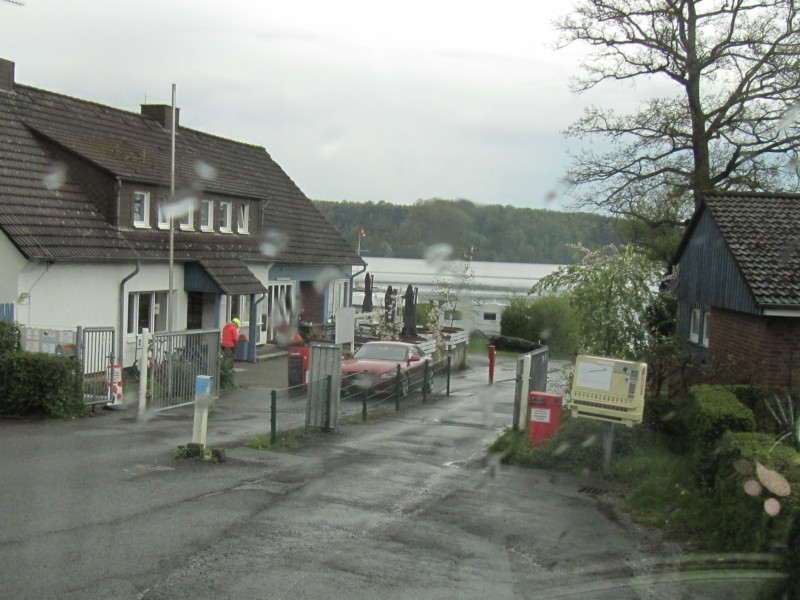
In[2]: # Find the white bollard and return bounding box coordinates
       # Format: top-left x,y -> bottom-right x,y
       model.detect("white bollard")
192,375 -> 213,446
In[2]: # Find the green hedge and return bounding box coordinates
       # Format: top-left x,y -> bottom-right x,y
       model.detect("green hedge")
0,352 -> 84,418
683,385 -> 756,486
707,432 -> 800,591
0,321 -> 20,356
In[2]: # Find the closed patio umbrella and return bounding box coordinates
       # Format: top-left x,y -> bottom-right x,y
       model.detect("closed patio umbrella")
362,273 -> 373,313
401,284 -> 417,339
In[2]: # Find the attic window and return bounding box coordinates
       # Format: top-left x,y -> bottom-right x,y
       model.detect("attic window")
179,207 -> 194,231
219,201 -> 232,233
237,204 -> 250,234
200,200 -> 214,231
133,191 -> 150,228
157,195 -> 169,229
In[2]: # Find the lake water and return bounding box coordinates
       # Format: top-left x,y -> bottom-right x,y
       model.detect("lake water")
353,256 -> 564,304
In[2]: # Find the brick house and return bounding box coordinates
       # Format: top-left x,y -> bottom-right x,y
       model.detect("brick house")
670,192 -> 800,388
0,58 -> 364,366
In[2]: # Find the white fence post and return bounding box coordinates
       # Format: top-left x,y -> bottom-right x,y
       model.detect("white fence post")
138,328 -> 150,416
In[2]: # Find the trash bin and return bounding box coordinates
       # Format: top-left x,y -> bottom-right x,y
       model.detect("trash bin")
527,391 -> 563,446
288,345 -> 310,386
234,334 -> 249,361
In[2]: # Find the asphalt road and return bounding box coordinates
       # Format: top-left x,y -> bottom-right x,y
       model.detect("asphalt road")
0,355 -> 780,599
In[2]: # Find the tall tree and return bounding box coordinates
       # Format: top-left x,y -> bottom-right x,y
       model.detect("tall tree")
532,244 -> 665,359
557,0 -> 800,225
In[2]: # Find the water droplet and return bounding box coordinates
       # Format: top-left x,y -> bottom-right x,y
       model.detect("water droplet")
168,195 -> 198,219
779,104 -> 800,130
259,229 -> 289,258
553,442 -> 570,455
424,244 -> 453,273
743,479 -> 762,497
314,267 -> 343,294
194,160 -> 218,181
764,497 -> 781,517
43,162 -> 67,190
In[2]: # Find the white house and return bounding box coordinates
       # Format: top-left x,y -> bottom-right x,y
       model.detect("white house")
0,58 -> 364,367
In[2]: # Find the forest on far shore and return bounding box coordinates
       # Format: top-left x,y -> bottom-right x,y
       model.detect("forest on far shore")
313,198 -> 620,264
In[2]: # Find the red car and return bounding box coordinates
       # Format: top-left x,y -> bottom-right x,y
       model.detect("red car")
341,341 -> 432,397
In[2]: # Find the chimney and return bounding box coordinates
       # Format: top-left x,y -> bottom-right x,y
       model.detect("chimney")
140,103 -> 180,131
0,59 -> 15,93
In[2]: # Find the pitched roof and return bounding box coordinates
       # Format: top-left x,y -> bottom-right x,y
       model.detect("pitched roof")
0,75 -> 364,268
676,192 -> 800,308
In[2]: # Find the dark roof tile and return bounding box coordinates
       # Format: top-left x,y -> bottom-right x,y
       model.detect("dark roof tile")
704,192 -> 800,307
0,78 -> 364,269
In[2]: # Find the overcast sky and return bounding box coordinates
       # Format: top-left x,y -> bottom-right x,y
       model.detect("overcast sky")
1,0 -> 610,211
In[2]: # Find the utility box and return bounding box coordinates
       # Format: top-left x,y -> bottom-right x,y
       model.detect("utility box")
288,345 -> 310,386
570,355 -> 647,426
527,391 -> 563,446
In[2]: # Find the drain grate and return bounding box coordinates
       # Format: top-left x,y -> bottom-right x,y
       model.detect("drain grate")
578,486 -> 609,496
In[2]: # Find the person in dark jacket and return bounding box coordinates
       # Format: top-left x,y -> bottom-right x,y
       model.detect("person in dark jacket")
222,317 -> 240,360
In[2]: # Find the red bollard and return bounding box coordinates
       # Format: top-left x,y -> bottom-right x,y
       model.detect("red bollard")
488,344 -> 496,384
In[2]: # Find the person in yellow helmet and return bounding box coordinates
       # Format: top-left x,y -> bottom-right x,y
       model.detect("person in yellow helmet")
222,317 -> 240,361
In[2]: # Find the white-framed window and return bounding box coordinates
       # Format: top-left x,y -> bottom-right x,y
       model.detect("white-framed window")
219,201 -> 232,233
327,279 -> 349,320
200,199 -> 214,231
179,206 -> 194,231
157,194 -> 170,229
702,310 -> 710,347
127,291 -> 168,335
689,308 -> 701,343
133,191 -> 150,228
237,203 -> 250,234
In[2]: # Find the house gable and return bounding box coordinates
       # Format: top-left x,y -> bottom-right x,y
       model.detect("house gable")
674,207 -> 759,315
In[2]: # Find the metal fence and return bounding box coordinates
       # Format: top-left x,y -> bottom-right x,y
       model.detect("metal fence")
147,329 -> 221,411
512,346 -> 550,429
265,354 -> 453,442
77,326 -> 116,406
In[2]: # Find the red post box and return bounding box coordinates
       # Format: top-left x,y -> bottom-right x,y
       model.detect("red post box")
527,391 -> 563,447
287,345 -> 310,386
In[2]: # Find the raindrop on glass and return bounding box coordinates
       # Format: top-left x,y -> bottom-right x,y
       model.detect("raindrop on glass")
743,479 -> 762,497
314,267 -> 343,294
764,497 -> 781,517
424,244 -> 453,273
43,162 -> 67,190
194,160 -> 218,181
259,229 -> 289,258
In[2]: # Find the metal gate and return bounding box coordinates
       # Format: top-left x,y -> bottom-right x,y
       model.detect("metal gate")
306,342 -> 342,430
77,326 -> 116,406
512,346 -> 549,429
147,329 -> 221,412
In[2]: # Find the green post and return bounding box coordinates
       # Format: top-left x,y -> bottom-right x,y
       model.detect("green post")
270,389 -> 277,445
362,388 -> 368,421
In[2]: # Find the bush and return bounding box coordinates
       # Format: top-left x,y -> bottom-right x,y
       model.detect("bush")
705,433 -> 800,558
489,414 -> 632,475
500,295 -> 578,358
0,321 -> 20,356
0,351 -> 84,417
683,385 -> 756,486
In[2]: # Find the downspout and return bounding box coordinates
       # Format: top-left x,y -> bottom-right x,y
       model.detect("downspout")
350,264 -> 367,307
247,262 -> 273,362
119,261 -> 141,366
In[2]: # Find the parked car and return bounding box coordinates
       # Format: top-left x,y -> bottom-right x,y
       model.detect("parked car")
340,341 -> 432,397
